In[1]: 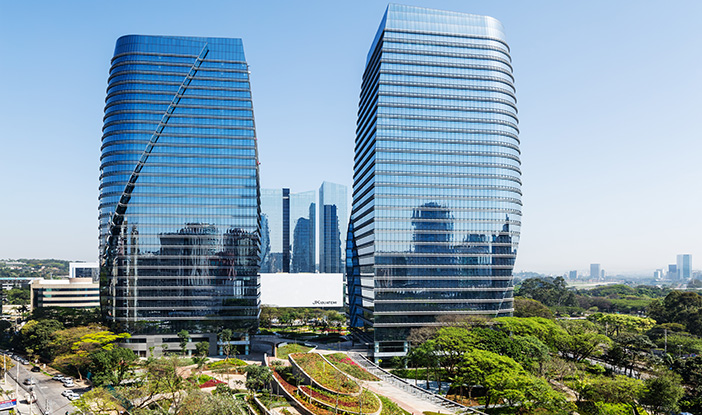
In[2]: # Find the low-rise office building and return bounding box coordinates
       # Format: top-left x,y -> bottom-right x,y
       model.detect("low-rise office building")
30,278 -> 100,309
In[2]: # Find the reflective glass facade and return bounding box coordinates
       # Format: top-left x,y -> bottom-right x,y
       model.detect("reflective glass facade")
347,5 -> 520,349
99,35 -> 261,335
260,188 -> 316,273
260,189 -> 284,273
319,182 -> 348,273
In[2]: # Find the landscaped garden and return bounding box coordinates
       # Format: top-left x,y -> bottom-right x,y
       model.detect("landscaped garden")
299,385 -> 380,413
206,358 -> 248,373
272,365 -> 388,415
378,396 -> 410,415
289,353 -> 360,394
277,343 -> 313,359
324,353 -> 379,381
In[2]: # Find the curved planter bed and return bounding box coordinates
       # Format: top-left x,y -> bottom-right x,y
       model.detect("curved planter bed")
288,353 -> 360,396
297,385 -> 382,415
319,353 -> 380,383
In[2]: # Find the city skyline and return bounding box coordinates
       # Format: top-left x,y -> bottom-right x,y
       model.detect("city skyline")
2,1 -> 702,274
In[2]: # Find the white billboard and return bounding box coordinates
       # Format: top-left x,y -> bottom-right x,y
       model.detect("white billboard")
260,273 -> 343,308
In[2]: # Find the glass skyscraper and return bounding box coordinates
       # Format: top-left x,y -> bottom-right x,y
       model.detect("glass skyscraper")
99,36 -> 261,340
260,188 -> 316,273
260,189 -> 284,273
347,5 -> 521,359
319,182 -> 348,273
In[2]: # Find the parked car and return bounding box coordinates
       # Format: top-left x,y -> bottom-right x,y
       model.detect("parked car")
30,366 -> 40,372
23,378 -> 35,385
52,375 -> 65,381
63,380 -> 74,388
61,390 -> 73,397
67,392 -> 81,401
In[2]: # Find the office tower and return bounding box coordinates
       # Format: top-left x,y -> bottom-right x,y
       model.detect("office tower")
347,5 -> 520,359
590,264 -> 601,280
260,188 -> 316,273
677,254 -> 692,280
568,270 -> 578,280
319,182 -> 348,273
260,189 -> 284,273
654,269 -> 664,280
668,264 -> 678,280
289,191 -> 316,273
99,36 -> 261,352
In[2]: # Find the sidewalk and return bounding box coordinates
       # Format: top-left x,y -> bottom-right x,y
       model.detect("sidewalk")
363,379 -> 451,415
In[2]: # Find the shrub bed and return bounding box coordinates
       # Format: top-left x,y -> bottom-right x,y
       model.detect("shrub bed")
299,385 -> 380,413
325,354 -> 379,381
278,344 -> 313,359
272,369 -> 335,415
378,396 -> 410,415
290,353 -> 360,394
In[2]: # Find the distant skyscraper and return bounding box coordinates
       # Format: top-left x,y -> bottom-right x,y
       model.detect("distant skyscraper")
319,182 -> 348,273
590,264 -> 601,280
99,36 -> 261,350
677,254 -> 692,280
261,189 -> 284,273
260,188 -> 315,273
347,4 -> 520,360
668,264 -> 678,280
568,270 -> 578,280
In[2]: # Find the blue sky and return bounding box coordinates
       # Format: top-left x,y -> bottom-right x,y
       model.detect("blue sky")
1,0 -> 701,274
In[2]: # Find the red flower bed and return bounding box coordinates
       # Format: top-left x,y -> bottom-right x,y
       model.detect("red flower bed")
300,386 -> 380,412
199,379 -> 226,388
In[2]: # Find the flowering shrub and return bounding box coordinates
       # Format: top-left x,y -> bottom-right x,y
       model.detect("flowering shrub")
199,378 -> 226,388
325,354 -> 380,381
300,385 -> 381,413
290,353 -> 360,394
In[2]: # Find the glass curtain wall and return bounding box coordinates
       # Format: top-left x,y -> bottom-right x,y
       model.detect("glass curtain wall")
99,35 -> 261,335
289,191 -> 316,273
319,182 -> 348,273
348,5 -> 521,355
261,189 -> 284,273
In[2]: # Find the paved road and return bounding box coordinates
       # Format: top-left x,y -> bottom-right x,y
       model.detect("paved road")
7,357 -> 86,415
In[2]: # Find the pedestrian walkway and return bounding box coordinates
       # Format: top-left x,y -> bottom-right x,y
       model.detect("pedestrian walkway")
348,352 -> 488,415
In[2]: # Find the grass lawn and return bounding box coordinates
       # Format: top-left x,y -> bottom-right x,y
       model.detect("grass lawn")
277,343 -> 313,359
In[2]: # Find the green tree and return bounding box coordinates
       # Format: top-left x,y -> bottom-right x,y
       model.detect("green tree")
195,341 -> 209,357
514,335 -> 551,373
457,348 -> 524,402
5,287 -> 30,305
408,340 -> 437,389
494,316 -> 568,349
88,347 -> 137,386
648,291 -> 702,335
514,297 -> 555,319
588,313 -> 656,337
178,329 -> 190,356
20,319 -> 64,360
433,327 -> 472,378
557,319 -> 612,362
579,375 -> 644,404
55,329 -> 130,381
73,387 -> 121,414
219,328 -> 234,360
244,364 -> 273,393
640,370 -> 685,415
517,276 -> 576,307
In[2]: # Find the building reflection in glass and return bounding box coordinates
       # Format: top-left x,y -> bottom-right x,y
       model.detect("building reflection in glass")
99,36 -> 261,336
347,5 -> 521,357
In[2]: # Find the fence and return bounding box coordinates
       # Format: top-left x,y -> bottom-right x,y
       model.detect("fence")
347,353 -> 488,415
